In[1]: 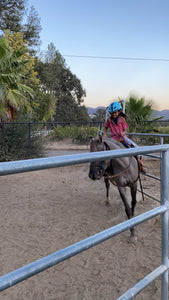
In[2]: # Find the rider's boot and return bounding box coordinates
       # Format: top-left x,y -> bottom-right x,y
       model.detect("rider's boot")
137,156 -> 148,173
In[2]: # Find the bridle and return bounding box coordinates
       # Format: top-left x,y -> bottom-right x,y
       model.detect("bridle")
94,160 -> 105,178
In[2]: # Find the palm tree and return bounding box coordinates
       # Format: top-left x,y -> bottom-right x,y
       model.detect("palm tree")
125,96 -> 152,133
0,36 -> 34,121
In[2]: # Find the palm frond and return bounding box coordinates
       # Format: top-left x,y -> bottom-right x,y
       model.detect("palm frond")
17,83 -> 34,98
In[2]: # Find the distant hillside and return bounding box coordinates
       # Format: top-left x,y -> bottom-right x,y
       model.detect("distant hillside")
151,110 -> 169,120
87,107 -> 169,120
87,106 -> 106,116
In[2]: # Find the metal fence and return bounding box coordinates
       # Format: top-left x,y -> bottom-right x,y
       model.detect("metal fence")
0,144 -> 169,299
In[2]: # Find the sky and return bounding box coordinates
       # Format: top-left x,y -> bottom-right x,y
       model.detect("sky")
28,0 -> 169,110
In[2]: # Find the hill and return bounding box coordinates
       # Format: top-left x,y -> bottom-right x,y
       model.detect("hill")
87,106 -> 106,116
151,110 -> 169,120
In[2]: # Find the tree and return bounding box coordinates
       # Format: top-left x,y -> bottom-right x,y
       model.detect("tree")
35,44 -> 88,122
0,0 -> 25,33
92,108 -> 106,122
45,42 -> 57,63
32,90 -> 56,122
22,6 -> 42,55
55,97 -> 90,122
0,0 -> 41,54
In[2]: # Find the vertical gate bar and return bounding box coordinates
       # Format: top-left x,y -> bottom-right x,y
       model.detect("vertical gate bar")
160,137 -> 164,159
161,150 -> 169,300
28,123 -> 31,158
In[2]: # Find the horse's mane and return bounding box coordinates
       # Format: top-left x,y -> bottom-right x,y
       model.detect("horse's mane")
90,136 -> 126,153
102,137 -> 126,150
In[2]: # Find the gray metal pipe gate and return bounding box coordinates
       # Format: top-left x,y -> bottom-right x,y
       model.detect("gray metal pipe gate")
0,145 -> 169,299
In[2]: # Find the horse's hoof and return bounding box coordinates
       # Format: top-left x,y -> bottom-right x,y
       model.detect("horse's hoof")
105,201 -> 110,206
130,236 -> 137,245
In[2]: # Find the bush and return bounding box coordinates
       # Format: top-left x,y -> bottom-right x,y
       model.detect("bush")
51,126 -> 74,140
71,127 -> 98,144
50,125 -> 98,144
157,126 -> 169,144
0,120 -> 44,162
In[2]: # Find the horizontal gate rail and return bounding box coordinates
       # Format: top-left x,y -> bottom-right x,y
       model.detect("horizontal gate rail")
137,188 -> 160,203
117,264 -> 168,300
145,153 -> 161,159
0,144 -> 169,299
0,145 -> 168,176
142,173 -> 161,181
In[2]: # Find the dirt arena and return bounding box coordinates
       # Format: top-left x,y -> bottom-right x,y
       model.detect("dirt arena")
0,140 -> 165,299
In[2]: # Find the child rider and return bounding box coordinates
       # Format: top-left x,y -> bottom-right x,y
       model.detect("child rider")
104,101 -> 147,173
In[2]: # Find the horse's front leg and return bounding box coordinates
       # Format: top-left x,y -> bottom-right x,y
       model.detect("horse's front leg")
117,186 -> 136,242
104,178 -> 110,206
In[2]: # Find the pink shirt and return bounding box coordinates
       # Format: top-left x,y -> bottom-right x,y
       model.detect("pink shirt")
104,116 -> 128,140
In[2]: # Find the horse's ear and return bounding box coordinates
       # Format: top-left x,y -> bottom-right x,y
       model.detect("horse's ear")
103,141 -> 110,151
90,136 -> 95,142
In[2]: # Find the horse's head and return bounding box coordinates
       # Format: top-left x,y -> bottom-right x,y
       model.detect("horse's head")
88,136 -> 126,180
89,136 -> 106,180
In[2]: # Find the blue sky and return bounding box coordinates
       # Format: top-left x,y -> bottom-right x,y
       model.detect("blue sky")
28,0 -> 169,110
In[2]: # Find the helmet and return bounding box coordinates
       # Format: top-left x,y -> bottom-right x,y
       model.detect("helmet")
108,102 -> 121,113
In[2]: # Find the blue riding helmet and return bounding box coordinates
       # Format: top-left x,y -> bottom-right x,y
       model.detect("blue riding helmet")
108,102 -> 121,113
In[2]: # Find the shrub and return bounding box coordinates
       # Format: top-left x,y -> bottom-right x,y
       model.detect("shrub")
51,126 -> 74,140
157,126 -> 169,144
71,126 -> 98,144
0,118 -> 44,162
50,125 -> 98,144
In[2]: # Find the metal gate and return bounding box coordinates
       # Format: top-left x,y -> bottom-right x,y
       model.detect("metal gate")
0,144 -> 168,299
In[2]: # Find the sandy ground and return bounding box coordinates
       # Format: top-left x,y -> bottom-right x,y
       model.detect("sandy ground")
0,139 -> 165,299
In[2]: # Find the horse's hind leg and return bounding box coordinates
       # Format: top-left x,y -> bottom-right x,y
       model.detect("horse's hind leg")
117,186 -> 131,219
129,183 -> 138,244
130,182 -> 137,217
104,178 -> 110,206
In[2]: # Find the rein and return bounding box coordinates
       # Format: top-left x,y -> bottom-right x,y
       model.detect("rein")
103,163 -> 130,180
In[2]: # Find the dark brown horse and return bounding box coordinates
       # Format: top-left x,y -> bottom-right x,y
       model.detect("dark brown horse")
89,136 -> 139,242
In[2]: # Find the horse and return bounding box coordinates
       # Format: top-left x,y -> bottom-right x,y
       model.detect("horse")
88,136 -> 139,242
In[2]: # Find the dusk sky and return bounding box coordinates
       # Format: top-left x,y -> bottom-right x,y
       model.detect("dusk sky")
28,0 -> 169,110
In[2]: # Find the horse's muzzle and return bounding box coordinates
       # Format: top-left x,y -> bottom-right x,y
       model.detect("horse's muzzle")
89,170 -> 102,180
89,162 -> 103,180
89,172 -> 97,180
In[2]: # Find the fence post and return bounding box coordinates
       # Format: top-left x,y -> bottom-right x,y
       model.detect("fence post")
28,123 -> 31,158
161,150 -> 169,300
99,122 -> 102,131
